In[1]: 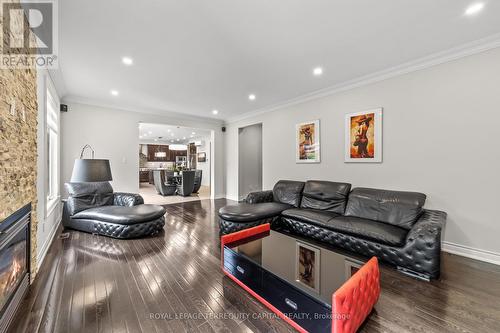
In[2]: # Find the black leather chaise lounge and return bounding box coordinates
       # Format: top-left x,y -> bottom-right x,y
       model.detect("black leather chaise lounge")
219,180 -> 447,280
63,182 -> 166,239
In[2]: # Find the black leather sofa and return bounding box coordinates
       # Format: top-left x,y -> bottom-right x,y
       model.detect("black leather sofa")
219,180 -> 447,280
63,182 -> 166,239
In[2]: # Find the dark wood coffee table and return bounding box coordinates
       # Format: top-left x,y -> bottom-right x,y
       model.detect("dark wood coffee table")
221,224 -> 380,333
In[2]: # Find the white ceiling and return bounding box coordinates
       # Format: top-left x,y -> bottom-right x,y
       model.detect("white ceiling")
138,123 -> 211,145
58,0 -> 500,120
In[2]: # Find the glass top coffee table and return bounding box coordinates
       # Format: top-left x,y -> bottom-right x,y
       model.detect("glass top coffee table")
221,224 -> 380,333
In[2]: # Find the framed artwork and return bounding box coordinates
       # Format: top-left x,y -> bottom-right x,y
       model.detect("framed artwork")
345,108 -> 383,163
344,258 -> 365,280
296,120 -> 320,163
197,152 -> 206,162
295,242 -> 320,293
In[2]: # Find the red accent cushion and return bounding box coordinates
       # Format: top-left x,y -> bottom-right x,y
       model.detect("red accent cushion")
220,223 -> 270,266
332,257 -> 380,333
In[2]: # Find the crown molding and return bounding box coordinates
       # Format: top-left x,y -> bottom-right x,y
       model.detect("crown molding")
225,33 -> 500,124
62,95 -> 224,126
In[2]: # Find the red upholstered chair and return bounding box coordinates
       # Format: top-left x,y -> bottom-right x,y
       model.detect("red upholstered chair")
332,257 -> 380,333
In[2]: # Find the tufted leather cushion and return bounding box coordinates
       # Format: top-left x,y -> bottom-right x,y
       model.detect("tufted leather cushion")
272,180 -> 305,207
345,187 -> 426,229
72,204 -> 166,224
281,208 -> 340,228
113,192 -> 144,206
300,180 -> 351,213
65,182 -> 114,215
245,190 -> 274,204
66,216 -> 165,239
332,257 -> 380,333
219,217 -> 277,235
219,202 -> 291,223
328,216 -> 408,247
280,209 -> 446,279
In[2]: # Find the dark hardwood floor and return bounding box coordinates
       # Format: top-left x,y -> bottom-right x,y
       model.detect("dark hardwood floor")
10,199 -> 500,333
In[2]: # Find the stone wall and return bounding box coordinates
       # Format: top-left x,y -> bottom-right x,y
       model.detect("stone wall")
0,0 -> 39,278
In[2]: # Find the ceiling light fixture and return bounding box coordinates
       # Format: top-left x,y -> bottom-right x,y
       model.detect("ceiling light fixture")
465,3 -> 485,15
183,137 -> 186,140
110,90 -> 119,96
169,144 -> 188,151
248,94 -> 256,101
122,57 -> 133,65
191,132 -> 196,135
176,138 -> 180,141
212,109 -> 219,115
313,67 -> 323,76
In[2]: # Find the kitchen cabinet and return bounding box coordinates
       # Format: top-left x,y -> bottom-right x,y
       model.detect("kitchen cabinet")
139,170 -> 149,182
146,144 -> 188,162
147,144 -> 169,162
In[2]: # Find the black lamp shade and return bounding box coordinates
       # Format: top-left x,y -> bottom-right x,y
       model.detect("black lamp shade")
70,159 -> 113,182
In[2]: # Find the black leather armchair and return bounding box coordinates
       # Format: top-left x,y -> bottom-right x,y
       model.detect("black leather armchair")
192,170 -> 202,193
153,170 -> 177,196
63,182 -> 165,239
177,170 -> 195,197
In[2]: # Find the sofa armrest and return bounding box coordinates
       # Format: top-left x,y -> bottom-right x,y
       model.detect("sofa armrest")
402,209 -> 447,278
406,209 -> 447,244
113,192 -> 144,206
245,190 -> 273,204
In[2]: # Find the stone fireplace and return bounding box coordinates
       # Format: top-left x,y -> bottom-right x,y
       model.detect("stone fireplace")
0,204 -> 31,333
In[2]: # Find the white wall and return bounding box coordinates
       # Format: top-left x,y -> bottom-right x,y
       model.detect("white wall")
60,102 -> 225,198
238,123 -> 262,200
225,47 -> 500,260
196,135 -> 211,187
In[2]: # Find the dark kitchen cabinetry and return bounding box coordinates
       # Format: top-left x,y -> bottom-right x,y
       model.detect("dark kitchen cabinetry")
139,170 -> 149,182
147,144 -> 169,162
146,144 -> 187,162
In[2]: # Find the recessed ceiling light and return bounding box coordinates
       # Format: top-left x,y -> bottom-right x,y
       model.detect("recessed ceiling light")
465,3 -> 485,16
176,138 -> 180,141
122,57 -> 133,65
182,137 -> 186,140
313,67 -> 323,76
190,135 -> 194,138
171,140 -> 174,143
167,129 -> 171,132
212,109 -> 219,115
154,138 -> 158,142
191,132 -> 196,135
248,94 -> 256,101
110,90 -> 119,96
170,133 -> 174,137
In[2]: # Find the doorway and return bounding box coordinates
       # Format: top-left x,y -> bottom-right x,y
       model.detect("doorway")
238,123 -> 263,201
138,123 -> 212,204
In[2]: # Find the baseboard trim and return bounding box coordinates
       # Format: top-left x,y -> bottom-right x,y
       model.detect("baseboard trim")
36,217 -> 62,270
442,241 -> 500,266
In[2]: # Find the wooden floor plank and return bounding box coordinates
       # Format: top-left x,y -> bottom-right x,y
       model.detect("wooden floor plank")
8,198 -> 500,333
